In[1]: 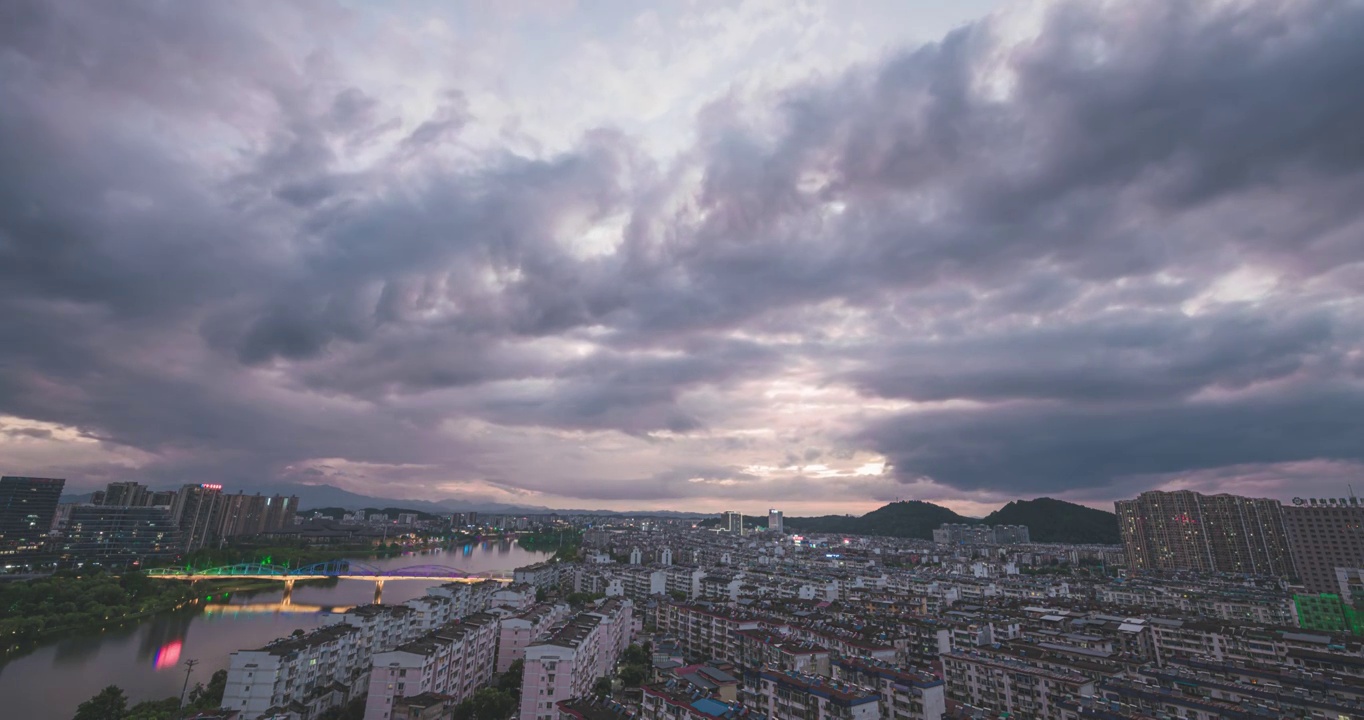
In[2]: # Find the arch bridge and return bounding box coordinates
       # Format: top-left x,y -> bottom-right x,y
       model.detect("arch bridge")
147,560 -> 511,601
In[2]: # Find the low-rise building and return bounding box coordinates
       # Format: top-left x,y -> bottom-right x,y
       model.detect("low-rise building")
942,650 -> 1095,720
752,669 -> 880,720
498,603 -> 572,672
222,624 -> 363,719
832,656 -> 946,720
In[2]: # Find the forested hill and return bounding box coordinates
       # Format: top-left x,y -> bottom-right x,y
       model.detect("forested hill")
783,501 -> 970,540
982,497 -> 1120,544
784,497 -> 1119,544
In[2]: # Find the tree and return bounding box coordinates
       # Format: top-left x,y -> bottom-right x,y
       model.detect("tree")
316,696 -> 368,720
619,664 -> 648,687
566,592 -> 603,608
189,669 -> 228,708
124,697 -> 179,720
592,676 -> 612,699
621,643 -> 649,666
74,685 -> 127,720
453,688 -> 516,720
535,587 -> 548,603
496,659 -> 524,694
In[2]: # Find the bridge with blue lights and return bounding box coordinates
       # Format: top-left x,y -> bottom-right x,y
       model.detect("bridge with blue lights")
147,560 -> 511,584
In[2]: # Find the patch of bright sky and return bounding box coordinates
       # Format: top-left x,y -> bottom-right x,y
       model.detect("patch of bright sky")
344,0 -> 1004,161
0,415 -> 156,473
1181,265 -> 1281,315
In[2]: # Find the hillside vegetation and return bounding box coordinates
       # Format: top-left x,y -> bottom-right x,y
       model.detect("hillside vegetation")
784,497 -> 1119,544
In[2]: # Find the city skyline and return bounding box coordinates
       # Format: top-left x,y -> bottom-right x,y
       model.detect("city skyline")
5,0 -> 1364,516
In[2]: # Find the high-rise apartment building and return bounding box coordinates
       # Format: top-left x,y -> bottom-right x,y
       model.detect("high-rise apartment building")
1115,490 -> 1294,576
170,483 -> 225,551
1281,497 -> 1364,595
0,476 -> 65,553
99,481 -> 150,507
768,508 -> 783,534
216,492 -> 298,538
721,511 -> 744,534
59,505 -> 180,564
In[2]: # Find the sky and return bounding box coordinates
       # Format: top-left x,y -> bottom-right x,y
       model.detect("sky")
2,0 -> 1364,516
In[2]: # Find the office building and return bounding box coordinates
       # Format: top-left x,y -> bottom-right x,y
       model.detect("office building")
0,476 -> 65,553
170,483 -> 225,551
1281,497 -> 1364,594
59,505 -> 180,564
768,508 -> 783,534
1115,490 -> 1294,576
720,511 -> 743,535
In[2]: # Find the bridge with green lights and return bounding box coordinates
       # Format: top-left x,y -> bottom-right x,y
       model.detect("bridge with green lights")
147,559 -> 511,583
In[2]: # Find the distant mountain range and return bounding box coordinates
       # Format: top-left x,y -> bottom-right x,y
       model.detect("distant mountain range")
57,483 -> 1117,541
784,497 -> 1120,544
63,483 -> 706,518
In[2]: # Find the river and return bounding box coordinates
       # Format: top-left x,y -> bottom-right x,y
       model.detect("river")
0,540 -> 550,720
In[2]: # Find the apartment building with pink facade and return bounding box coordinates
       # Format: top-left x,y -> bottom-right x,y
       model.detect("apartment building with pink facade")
520,599 -> 635,720
363,612 -> 500,720
497,602 -> 571,672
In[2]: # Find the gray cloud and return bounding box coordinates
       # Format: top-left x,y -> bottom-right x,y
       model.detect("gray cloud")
859,382 -> 1364,495
1,0 -> 1363,506
842,304 -> 1342,404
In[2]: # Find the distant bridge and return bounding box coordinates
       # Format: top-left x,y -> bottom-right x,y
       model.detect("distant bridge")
147,560 -> 512,584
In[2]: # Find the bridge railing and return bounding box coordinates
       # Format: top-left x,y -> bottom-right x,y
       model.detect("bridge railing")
145,563 -> 494,579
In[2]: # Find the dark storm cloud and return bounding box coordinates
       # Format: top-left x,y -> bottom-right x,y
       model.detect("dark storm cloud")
859,382 -> 1364,494
2,0 -> 1363,502
473,337 -> 785,434
842,304 -> 1341,404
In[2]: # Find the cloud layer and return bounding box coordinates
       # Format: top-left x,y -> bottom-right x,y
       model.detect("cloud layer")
2,0 -> 1363,512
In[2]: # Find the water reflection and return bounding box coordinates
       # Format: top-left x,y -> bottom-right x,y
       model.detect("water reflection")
138,612 -> 193,665
0,542 -> 550,720
202,601 -> 351,615
152,639 -> 181,669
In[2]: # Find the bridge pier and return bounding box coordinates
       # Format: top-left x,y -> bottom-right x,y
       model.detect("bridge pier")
283,579 -> 294,605
374,580 -> 384,604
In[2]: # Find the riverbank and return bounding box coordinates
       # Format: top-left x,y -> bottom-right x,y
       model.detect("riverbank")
0,544 -> 555,720
0,572 -> 301,653
2,539 -> 515,651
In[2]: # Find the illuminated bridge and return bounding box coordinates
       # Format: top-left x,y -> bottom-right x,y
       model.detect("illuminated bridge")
148,560 -> 511,589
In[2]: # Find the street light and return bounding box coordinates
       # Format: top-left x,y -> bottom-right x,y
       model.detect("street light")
179,658 -> 200,707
